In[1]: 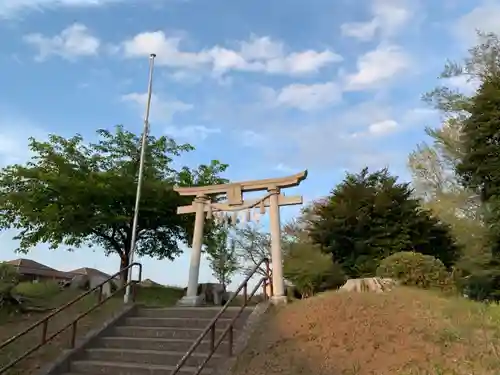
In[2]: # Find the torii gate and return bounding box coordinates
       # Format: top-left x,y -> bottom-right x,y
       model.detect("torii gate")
175,170 -> 308,306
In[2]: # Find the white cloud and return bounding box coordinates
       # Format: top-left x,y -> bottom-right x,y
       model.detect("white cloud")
455,3 -> 500,44
0,0 -> 122,19
350,119 -> 399,138
341,22 -> 379,42
401,107 -> 437,125
239,36 -> 283,60
120,33 -> 342,76
164,125 -> 220,142
345,44 -> 410,90
263,82 -> 342,111
239,129 -> 266,147
274,163 -> 295,173
368,119 -> 398,135
121,92 -> 193,123
341,0 -> 412,41
243,98 -> 429,175
23,23 -> 100,61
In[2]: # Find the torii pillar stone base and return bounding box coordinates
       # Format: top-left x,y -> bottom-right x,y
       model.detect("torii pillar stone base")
177,295 -> 205,307
271,295 -> 288,305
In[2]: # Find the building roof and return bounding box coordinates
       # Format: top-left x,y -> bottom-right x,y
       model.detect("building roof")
140,278 -> 162,287
69,267 -> 112,280
4,258 -> 72,279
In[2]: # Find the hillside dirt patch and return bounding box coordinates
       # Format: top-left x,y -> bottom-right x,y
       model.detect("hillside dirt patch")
230,288 -> 500,375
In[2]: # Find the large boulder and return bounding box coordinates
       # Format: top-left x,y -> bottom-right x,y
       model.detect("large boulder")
89,275 -> 114,298
338,277 -> 398,293
68,274 -> 89,289
66,274 -> 115,298
183,283 -> 228,306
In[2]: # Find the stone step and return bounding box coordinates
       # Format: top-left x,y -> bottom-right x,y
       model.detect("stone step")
98,337 -> 230,354
123,316 -> 245,329
84,348 -> 222,368
135,306 -> 252,319
111,326 -> 233,340
70,360 -> 212,375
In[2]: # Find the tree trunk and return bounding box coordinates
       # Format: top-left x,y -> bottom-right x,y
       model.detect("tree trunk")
221,275 -> 226,291
119,253 -> 130,287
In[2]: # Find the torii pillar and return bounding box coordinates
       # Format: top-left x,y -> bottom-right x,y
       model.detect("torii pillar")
174,171 -> 308,306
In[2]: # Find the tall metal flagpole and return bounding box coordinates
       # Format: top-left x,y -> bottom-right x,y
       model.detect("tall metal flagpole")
124,53 -> 156,304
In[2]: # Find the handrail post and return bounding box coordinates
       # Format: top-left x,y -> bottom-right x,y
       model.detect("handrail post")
132,281 -> 137,302
137,263 -> 143,282
70,322 -> 77,348
41,320 -> 48,344
133,263 -> 143,302
228,325 -> 233,357
265,259 -> 274,297
209,325 -> 215,352
242,283 -> 248,306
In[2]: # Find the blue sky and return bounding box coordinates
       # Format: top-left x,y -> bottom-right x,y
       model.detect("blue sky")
0,0 -> 494,289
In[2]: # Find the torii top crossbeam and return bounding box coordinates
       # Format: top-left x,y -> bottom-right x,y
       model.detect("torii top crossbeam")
174,170 -> 308,205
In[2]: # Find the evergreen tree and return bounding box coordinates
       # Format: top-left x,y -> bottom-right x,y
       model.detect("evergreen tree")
307,168 -> 460,278
456,75 -> 500,255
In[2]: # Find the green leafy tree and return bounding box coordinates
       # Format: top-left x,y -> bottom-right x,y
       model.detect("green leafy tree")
283,242 -> 345,298
456,76 -> 500,254
422,31 -> 500,117
418,31 -> 500,298
0,126 -> 228,281
231,223 -> 272,278
408,122 -> 488,276
205,224 -> 239,289
307,168 -> 460,278
231,222 -> 298,278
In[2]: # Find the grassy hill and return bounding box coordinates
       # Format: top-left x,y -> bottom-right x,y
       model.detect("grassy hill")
230,287 -> 500,375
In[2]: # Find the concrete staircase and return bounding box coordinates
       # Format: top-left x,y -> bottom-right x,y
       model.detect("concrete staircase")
60,306 -> 252,375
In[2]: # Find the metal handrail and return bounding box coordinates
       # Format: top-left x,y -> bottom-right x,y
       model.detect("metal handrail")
171,258 -> 273,375
0,262 -> 143,374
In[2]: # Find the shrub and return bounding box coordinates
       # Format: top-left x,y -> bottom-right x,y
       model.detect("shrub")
0,262 -> 19,286
13,280 -> 61,299
0,263 -> 20,312
376,251 -> 451,290
460,268 -> 500,302
283,242 -> 346,298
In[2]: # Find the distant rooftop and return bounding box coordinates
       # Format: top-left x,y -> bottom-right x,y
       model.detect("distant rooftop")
4,258 -> 72,279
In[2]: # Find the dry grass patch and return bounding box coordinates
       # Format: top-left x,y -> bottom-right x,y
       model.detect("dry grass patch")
230,287 -> 500,375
